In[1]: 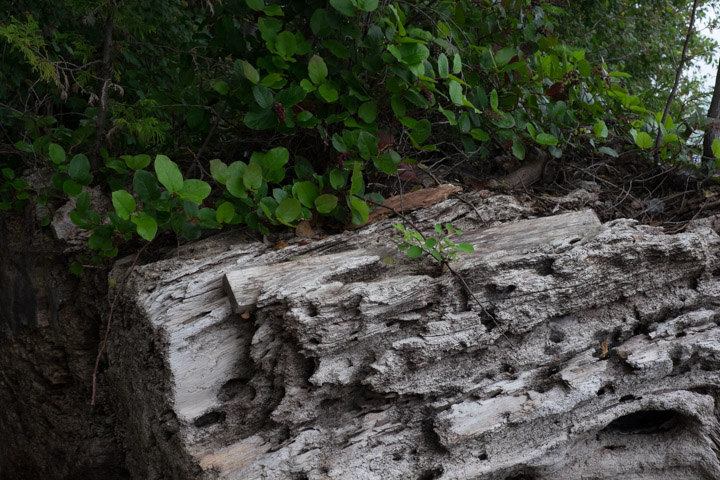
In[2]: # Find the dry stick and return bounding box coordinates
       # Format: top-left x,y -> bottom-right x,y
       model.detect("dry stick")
91,242 -> 150,405
363,198 -> 515,347
654,0 -> 699,158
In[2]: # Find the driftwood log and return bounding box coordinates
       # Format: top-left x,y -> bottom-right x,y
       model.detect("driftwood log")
106,190 -> 720,479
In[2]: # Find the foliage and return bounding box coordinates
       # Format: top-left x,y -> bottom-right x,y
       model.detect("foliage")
394,222 -> 474,263
1,0 -> 719,271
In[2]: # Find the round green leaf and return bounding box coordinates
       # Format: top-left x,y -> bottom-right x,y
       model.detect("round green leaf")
330,0 -> 355,16
48,143 -> 66,164
357,131 -> 379,160
315,194 -> 338,213
155,155 -> 184,193
350,162 -> 364,195
178,179 -> 212,204
112,189 -> 136,220
244,109 -> 278,130
243,163 -> 263,190
210,159 -> 229,184
411,119 -> 431,145
62,179 -> 82,197
437,53 -> 449,78
635,131 -> 653,149
373,153 -> 399,174
132,212 -> 158,241
712,138 -> 720,159
358,101 -> 377,123
318,84 -> 338,102
253,85 -> 274,109
276,198 -> 302,224
356,0 -> 378,11
594,120 -> 608,138
263,147 -> 290,170
295,181 -> 319,208
216,202 -> 235,223
69,154 -> 92,185
311,9 -> 332,37
407,245 -> 423,258
308,55 -> 328,84
133,170 -> 162,203
329,169 -> 346,189
275,31 -> 297,58
89,232 -> 113,251
75,191 -> 90,214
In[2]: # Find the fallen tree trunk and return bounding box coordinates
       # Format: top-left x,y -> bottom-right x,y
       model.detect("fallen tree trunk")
106,190 -> 720,479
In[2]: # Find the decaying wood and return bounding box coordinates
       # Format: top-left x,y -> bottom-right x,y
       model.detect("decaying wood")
106,189 -> 720,479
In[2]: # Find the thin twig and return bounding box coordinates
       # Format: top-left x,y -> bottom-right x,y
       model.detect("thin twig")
91,242 -> 150,405
363,197 -> 514,347
654,0 -> 699,156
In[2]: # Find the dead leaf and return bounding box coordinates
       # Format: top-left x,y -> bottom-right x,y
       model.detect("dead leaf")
272,240 -> 290,250
240,311 -> 251,319
295,220 -> 315,238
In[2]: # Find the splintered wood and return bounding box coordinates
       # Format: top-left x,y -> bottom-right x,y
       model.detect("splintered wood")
223,210 -> 601,314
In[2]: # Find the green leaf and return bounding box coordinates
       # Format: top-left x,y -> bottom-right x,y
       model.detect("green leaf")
276,198 -> 302,224
246,0 -> 263,10
63,179 -> 82,197
275,86 -> 307,107
324,39 -> 349,59
330,0 -> 355,16
407,245 -> 422,258
315,194 -> 338,213
411,119 -> 431,144
179,179 -> 211,204
713,139 -> 720,159
356,0 -> 378,11
635,131 -> 653,149
536,133 -> 559,146
133,170 -> 162,203
244,109 -> 278,130
210,159 -> 229,184
512,140 -> 526,160
357,131 -> 379,160
594,120 -> 608,138
311,9 -> 332,37
264,147 -> 290,170
295,181 -> 319,208
49,143 -> 66,164
490,89 -> 499,111
212,80 -> 229,95
449,80 -> 463,105
318,84 -> 338,102
15,141 -> 33,153
70,262 -> 83,276
358,101 -> 378,123
391,95 -> 406,117
598,146 -> 619,157
69,154 -> 92,185
308,55 -> 328,84
455,243 -> 474,253
242,61 -> 260,84
495,47 -> 516,66
374,152 -> 399,174
350,162 -> 364,194
253,85 -> 274,109
393,43 -> 430,65
155,155 -> 184,193
470,128 -> 489,141
75,191 -> 90,214
243,163 -> 263,190
132,212 -> 158,241
112,189 -> 136,220
329,168 -> 346,189
124,154 -> 151,171
452,53 -> 462,74
216,202 -> 235,223
89,232 -> 113,251
437,53 -> 449,78
350,197 -> 370,224
275,31 -> 297,58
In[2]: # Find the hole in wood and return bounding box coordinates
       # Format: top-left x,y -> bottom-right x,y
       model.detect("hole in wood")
193,410 -> 225,428
602,409 -> 681,435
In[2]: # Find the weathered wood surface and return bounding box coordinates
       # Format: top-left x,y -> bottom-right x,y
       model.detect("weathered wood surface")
106,189 -> 720,479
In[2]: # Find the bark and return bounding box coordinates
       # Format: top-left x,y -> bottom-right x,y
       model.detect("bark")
103,189 -> 720,479
90,12 -> 115,172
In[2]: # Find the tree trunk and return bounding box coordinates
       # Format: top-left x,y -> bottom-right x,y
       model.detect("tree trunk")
704,58 -> 720,162
102,189 -> 720,479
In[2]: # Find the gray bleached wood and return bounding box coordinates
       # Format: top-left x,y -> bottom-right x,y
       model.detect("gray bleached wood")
106,190 -> 720,479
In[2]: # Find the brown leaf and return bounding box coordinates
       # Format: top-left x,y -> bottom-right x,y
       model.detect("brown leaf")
295,220 -> 315,238
272,240 -> 290,250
